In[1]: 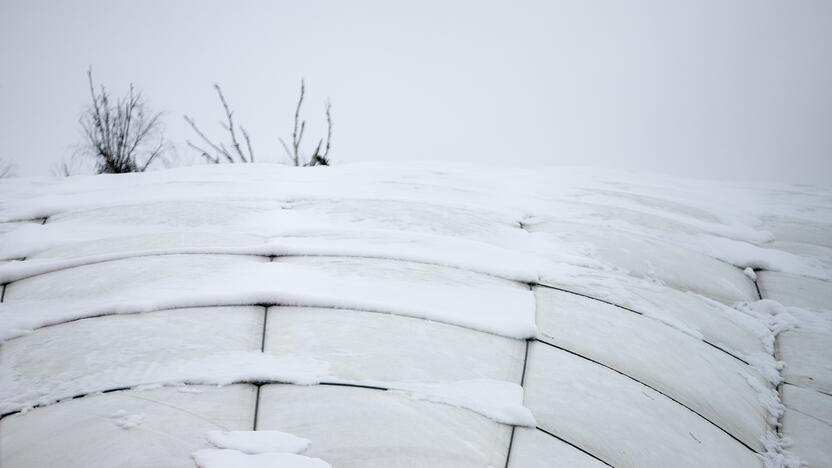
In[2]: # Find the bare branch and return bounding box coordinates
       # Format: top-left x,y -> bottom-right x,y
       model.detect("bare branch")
184,84 -> 253,164
241,126 -> 254,163
78,68 -> 167,173
290,79 -> 306,166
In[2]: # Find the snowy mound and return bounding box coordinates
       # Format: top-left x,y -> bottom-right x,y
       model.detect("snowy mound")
0,163 -> 829,468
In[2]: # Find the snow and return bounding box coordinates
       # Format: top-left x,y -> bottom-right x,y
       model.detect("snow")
386,379 -> 536,427
192,449 -> 331,468
1,162 -> 830,467
206,430 -> 310,454
109,410 -> 145,430
0,258 -> 537,342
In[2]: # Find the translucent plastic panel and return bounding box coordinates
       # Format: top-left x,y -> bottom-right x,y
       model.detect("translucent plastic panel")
778,307 -> 832,394
781,384 -> 832,468
760,215 -> 832,249
1,307 -> 263,413
529,220 -> 758,304
536,287 -> 770,451
264,307 -> 525,383
31,232 -> 263,260
4,254 -> 267,301
538,269 -> 768,358
257,384 -> 511,468
758,271 -> 832,311
0,384 -> 256,468
275,256 -> 526,292
507,428 -> 607,468
523,342 -> 763,468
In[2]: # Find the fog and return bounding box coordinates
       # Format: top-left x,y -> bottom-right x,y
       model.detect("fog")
2,0 -> 830,184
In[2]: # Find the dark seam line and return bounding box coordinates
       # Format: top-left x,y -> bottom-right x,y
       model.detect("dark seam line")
0,283 -> 5,303
5,300 -> 518,342
504,339 -> 532,468
535,282 -> 751,366
253,304 -> 270,430
535,426 -> 615,467
1,251 -> 527,286
0,380 -> 395,421
534,338 -> 759,455
318,382 -> 389,391
781,382 -> 832,399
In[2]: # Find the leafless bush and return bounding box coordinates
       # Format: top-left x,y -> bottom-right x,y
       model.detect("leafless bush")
280,79 -> 332,166
184,84 -> 254,164
79,68 -> 167,173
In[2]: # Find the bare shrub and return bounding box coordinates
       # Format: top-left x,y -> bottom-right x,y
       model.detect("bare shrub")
79,68 -> 167,173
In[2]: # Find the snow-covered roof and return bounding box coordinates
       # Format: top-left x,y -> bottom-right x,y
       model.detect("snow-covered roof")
0,163 -> 829,467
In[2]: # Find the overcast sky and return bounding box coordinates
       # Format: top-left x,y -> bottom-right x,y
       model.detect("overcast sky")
1,1 -> 830,184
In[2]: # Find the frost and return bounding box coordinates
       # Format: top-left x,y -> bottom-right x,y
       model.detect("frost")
743,267 -> 757,280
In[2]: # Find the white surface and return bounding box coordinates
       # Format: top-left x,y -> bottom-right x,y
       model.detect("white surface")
192,449 -> 331,468
507,428 -> 608,468
758,271 -> 832,311
539,268 -> 770,358
0,258 -> 537,342
0,385 -> 256,468
3,254 -> 268,301
257,384 -> 511,468
0,307 -> 264,413
523,342 -> 764,468
529,219 -> 758,303
536,287 -> 771,451
777,307 -> 832,394
0,163 -> 829,467
264,306 -> 525,384
781,384 -> 832,468
206,430 -> 310,454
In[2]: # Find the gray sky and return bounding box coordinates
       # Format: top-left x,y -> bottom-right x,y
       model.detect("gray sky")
1,0 -> 830,184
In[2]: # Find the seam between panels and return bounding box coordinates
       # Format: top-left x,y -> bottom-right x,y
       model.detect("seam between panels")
534,338 -> 759,454
503,339 -> 531,468
754,278 -> 787,440
0,381 -> 391,421
252,304 -> 269,431
535,426 -> 616,468
253,257 -> 276,430
535,282 -> 752,366
1,251 -> 529,286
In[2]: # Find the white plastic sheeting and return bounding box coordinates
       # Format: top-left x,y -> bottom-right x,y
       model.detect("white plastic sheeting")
0,307 -> 263,413
256,384 -> 512,468
523,342 -> 763,468
0,385 -> 256,468
1,163 -> 829,467
781,384 -> 832,468
536,287 -> 771,451
758,271 -> 832,311
264,306 -> 525,383
507,428 -> 607,468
